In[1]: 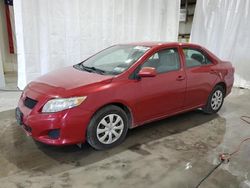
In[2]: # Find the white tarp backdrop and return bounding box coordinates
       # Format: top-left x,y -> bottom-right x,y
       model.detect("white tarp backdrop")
0,50 -> 5,88
191,0 -> 250,89
14,0 -> 180,89
0,3 -> 6,88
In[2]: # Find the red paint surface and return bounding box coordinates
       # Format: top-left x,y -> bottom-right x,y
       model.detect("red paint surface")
17,42 -> 234,145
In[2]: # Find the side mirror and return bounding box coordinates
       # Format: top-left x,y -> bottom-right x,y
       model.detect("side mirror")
138,67 -> 157,78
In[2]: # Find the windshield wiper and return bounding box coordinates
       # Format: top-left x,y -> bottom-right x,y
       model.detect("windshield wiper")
82,65 -> 106,74
75,64 -> 106,75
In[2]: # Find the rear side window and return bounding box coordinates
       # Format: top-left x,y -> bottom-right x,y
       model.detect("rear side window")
183,48 -> 212,68
142,48 -> 180,73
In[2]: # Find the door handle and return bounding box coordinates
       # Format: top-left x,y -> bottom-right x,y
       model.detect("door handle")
176,75 -> 185,81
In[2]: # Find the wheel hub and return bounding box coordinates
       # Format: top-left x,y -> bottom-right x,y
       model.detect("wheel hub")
211,90 -> 223,110
96,114 -> 124,144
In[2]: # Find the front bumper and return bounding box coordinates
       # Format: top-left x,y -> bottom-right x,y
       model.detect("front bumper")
16,89 -> 92,146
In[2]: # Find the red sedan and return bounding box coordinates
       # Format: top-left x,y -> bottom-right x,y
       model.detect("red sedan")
16,42 -> 234,150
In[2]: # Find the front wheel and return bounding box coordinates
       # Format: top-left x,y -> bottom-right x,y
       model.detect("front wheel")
203,85 -> 225,114
86,105 -> 129,150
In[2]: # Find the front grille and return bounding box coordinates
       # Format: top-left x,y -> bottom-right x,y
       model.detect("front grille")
24,97 -> 38,109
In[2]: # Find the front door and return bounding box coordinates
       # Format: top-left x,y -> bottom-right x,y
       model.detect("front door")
133,47 -> 187,124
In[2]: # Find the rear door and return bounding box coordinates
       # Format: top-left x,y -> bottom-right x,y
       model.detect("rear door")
181,47 -> 219,108
133,47 -> 187,124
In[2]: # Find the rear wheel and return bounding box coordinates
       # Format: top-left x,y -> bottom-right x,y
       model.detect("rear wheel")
87,105 -> 129,150
203,85 -> 225,114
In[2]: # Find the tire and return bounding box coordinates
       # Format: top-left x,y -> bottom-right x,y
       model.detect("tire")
203,85 -> 225,114
86,105 -> 129,150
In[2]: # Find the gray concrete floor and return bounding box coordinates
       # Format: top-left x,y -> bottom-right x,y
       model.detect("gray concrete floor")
0,74 -> 250,188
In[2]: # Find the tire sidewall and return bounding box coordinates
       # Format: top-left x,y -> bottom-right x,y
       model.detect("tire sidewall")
87,106 -> 128,150
205,85 -> 225,114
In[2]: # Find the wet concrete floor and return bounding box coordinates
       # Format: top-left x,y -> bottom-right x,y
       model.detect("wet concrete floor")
0,88 -> 250,188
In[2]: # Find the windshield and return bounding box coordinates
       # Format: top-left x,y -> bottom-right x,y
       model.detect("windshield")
75,45 -> 150,75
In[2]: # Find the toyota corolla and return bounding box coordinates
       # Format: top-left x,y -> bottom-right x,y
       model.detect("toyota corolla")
16,42 -> 234,150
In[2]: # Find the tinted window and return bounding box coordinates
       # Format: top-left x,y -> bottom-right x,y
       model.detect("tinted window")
142,48 -> 180,73
183,48 -> 212,67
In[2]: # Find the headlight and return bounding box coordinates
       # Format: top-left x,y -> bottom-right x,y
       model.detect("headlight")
42,96 -> 87,113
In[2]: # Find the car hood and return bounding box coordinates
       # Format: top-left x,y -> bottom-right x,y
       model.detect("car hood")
28,66 -> 113,96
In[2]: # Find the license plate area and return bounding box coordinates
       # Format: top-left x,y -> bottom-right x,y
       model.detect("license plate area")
15,107 -> 23,125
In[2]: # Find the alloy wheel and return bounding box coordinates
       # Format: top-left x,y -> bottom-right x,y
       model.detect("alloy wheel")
96,114 -> 124,144
211,90 -> 223,110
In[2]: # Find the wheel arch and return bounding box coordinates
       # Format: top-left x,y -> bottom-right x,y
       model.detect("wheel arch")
214,81 -> 227,95
91,102 -> 134,129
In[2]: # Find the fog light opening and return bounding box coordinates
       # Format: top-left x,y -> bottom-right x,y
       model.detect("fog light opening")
48,129 -> 60,139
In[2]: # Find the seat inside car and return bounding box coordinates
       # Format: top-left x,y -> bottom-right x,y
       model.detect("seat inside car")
142,59 -> 159,69
191,53 -> 204,64
157,51 -> 179,73
142,50 -> 179,72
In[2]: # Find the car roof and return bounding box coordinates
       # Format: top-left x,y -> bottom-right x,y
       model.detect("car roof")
118,42 -> 220,62
122,41 -> 202,48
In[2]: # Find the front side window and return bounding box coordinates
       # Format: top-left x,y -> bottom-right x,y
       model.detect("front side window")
141,48 -> 180,73
183,48 -> 212,68
75,45 -> 150,75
